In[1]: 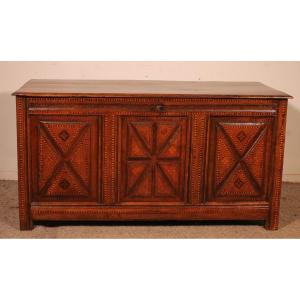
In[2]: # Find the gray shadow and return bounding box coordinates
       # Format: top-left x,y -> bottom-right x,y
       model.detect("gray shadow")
279,182 -> 300,229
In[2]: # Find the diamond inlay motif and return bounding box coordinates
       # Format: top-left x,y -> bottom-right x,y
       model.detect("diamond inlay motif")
59,130 -> 70,141
237,130 -> 247,142
59,179 -> 70,190
234,178 -> 244,189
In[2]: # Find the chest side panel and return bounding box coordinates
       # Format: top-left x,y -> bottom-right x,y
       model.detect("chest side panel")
206,116 -> 275,204
29,115 -> 100,204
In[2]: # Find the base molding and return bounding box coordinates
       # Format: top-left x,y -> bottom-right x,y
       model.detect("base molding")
31,205 -> 269,222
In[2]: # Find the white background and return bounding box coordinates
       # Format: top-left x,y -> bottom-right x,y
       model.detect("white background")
1,1 -> 300,300
1,0 -> 299,60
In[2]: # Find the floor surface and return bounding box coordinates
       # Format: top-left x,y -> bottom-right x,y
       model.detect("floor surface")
0,181 -> 299,238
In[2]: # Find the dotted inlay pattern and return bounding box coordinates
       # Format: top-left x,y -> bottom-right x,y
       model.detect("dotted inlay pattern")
16,99 -> 32,229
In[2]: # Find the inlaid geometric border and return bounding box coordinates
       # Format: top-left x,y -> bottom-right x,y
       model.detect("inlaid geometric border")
267,100 -> 288,230
16,97 -> 32,230
27,96 -> 278,106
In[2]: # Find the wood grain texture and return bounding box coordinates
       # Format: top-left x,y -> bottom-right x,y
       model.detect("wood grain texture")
13,79 -> 292,99
14,80 -> 292,230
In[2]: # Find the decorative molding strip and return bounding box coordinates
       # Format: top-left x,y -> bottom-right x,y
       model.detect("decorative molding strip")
190,113 -> 206,204
16,98 -> 32,230
31,205 -> 269,221
268,100 -> 288,230
27,97 -> 277,106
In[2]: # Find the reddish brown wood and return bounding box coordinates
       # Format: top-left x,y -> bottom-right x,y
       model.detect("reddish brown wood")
31,205 -> 269,221
206,116 -> 274,204
29,115 -> 100,204
13,79 -> 292,99
266,100 -> 288,230
16,98 -> 33,230
119,116 -> 189,204
14,80 -> 292,230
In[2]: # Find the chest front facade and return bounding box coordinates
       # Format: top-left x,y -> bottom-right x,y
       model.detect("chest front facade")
16,96 -> 287,230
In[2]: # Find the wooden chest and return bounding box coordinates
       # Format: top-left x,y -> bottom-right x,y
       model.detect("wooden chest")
13,80 -> 292,230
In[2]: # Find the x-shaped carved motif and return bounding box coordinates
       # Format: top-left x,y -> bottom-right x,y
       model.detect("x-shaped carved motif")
129,122 -> 180,158
216,123 -> 267,195
39,123 -> 90,195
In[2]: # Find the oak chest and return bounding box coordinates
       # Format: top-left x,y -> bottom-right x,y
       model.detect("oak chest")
13,80 -> 292,230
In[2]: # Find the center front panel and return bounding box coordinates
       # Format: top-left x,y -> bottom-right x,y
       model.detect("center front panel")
118,115 -> 190,204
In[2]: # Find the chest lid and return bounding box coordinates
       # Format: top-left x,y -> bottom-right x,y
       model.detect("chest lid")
13,79 -> 292,99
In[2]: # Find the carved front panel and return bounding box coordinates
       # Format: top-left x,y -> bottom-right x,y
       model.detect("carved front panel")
119,116 -> 190,203
30,116 -> 99,202
207,116 -> 274,203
